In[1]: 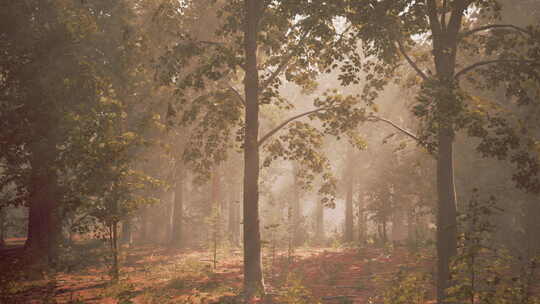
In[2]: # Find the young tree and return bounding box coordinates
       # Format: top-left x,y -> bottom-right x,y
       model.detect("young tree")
160,0 -> 367,297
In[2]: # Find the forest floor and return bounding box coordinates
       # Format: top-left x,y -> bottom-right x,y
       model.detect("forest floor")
0,240 -> 436,304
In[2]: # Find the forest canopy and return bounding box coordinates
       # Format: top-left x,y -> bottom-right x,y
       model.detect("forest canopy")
1,0 -> 540,303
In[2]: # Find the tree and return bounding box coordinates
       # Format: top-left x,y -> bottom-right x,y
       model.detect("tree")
338,0 -> 540,301
1,0 -> 169,270
242,0 -> 264,294
170,162 -> 185,248
343,147 -> 356,243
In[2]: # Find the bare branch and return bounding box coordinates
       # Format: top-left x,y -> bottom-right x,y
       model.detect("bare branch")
396,40 -> 429,81
368,115 -> 420,142
258,107 -> 330,146
336,24 -> 353,45
455,59 -> 540,79
198,40 -> 223,46
225,84 -> 246,107
460,24 -> 532,39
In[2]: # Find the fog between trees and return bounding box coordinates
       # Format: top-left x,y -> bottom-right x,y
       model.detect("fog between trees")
1,1 -> 540,303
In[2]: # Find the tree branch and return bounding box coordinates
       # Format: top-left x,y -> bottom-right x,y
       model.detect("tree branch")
198,40 -> 223,46
441,0 -> 448,31
426,0 -> 443,38
259,28 -> 312,94
367,115 -> 420,142
455,59 -> 540,79
258,107 -> 330,146
460,24 -> 532,39
226,84 -> 246,107
396,40 -> 429,81
446,0 -> 468,37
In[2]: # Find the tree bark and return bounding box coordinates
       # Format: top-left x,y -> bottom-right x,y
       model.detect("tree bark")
228,188 -> 240,247
525,198 -> 540,260
315,201 -> 325,244
139,207 -> 150,244
243,0 -> 264,297
121,219 -> 132,245
436,127 -> 458,302
171,164 -> 184,248
344,150 -> 355,243
211,167 -> 221,269
391,203 -> 407,244
25,160 -> 60,268
292,166 -> 303,247
357,190 -> 365,244
110,221 -> 119,281
0,207 -> 5,248
427,1 -> 464,300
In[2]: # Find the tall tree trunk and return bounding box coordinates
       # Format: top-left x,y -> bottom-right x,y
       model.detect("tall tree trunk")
344,154 -> 355,243
315,201 -> 325,244
25,162 -> 60,268
292,168 -> 303,247
121,219 -> 132,245
110,221 -> 119,281
139,207 -> 150,244
344,178 -> 354,243
407,206 -> 415,246
391,204 -> 407,245
171,164 -> 184,248
228,188 -> 240,247
211,167 -> 221,268
427,2 -> 465,300
243,0 -> 264,297
0,207 -> 5,248
357,190 -> 365,244
436,128 -> 458,302
525,198 -> 540,260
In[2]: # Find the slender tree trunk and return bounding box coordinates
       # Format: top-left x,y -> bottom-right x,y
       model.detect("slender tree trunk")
243,0 -> 264,296
292,166 -> 303,247
211,168 -> 221,268
139,207 -> 150,244
171,164 -> 184,248
344,180 -> 354,243
407,207 -> 415,246
228,189 -> 240,247
315,201 -> 325,244
344,171 -> 354,243
110,221 -> 119,281
391,204 -> 406,245
357,191 -> 365,244
25,163 -> 60,268
0,207 -> 5,248
382,220 -> 388,243
121,219 -> 132,245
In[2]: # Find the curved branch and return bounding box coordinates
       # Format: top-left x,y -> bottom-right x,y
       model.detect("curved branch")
455,59 -> 540,79
368,115 -> 419,142
460,24 -> 532,39
258,107 -> 330,146
397,40 -> 429,81
226,84 -> 246,107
